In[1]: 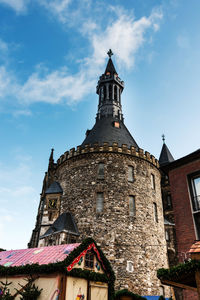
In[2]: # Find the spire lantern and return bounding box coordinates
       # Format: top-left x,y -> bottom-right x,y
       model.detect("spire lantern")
96,50 -> 124,121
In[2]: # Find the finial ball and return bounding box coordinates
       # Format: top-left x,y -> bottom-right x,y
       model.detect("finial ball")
162,134 -> 165,143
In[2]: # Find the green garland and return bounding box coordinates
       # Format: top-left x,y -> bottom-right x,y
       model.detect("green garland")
157,259 -> 200,282
115,289 -> 147,300
0,238 -> 115,300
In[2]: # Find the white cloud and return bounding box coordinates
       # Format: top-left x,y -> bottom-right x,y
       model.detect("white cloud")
0,5 -> 163,106
39,0 -> 71,23
13,109 -> 32,117
0,66 -> 16,98
0,0 -> 28,13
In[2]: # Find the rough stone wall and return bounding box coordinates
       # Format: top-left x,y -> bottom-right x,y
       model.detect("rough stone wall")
55,151 -> 169,296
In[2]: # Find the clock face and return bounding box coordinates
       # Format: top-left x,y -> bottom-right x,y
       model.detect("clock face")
48,199 -> 57,209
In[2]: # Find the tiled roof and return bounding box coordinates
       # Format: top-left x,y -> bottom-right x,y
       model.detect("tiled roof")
0,243 -> 80,267
189,241 -> 200,253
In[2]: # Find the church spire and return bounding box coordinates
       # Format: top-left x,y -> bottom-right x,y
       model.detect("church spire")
96,50 -> 124,121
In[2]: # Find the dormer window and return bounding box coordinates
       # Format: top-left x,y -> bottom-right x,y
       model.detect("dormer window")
114,121 -> 120,128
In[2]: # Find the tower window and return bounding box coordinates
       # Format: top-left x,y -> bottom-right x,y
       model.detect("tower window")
97,163 -> 104,179
129,196 -> 135,217
128,166 -> 134,182
126,261 -> 134,272
85,250 -> 94,269
153,202 -> 158,223
151,174 -> 155,190
103,86 -> 106,100
96,192 -> 104,213
109,84 -> 112,100
114,85 -> 117,101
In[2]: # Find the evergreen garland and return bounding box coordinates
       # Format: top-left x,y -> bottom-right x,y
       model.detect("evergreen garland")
157,259 -> 199,282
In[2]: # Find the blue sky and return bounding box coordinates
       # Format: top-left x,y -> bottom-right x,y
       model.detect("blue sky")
0,0 -> 200,250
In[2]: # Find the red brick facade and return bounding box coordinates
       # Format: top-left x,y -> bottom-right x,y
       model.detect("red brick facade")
166,151 -> 200,300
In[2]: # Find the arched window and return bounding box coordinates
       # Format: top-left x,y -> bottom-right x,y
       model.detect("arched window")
114,85 -> 117,101
109,84 -> 112,100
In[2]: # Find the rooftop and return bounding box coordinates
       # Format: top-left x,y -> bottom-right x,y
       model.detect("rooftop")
0,243 -> 80,267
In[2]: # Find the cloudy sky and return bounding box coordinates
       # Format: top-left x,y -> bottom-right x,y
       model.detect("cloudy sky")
0,0 -> 200,250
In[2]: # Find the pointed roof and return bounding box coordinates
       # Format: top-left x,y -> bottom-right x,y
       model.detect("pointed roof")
105,58 -> 117,75
82,117 -> 138,149
41,212 -> 79,238
159,143 -> 174,166
45,181 -> 63,194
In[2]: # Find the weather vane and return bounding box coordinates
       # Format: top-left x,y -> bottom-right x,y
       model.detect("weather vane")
162,134 -> 165,143
107,49 -> 113,58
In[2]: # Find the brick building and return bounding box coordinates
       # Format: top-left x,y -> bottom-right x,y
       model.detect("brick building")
160,143 -> 200,300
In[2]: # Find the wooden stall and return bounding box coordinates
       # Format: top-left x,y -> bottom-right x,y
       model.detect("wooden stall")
0,238 -> 114,300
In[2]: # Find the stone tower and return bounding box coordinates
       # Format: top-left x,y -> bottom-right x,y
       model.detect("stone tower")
29,51 -> 169,297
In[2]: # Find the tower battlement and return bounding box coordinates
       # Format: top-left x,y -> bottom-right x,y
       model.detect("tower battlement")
56,142 -> 159,168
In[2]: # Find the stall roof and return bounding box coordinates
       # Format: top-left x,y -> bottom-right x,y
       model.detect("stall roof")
0,243 -> 80,267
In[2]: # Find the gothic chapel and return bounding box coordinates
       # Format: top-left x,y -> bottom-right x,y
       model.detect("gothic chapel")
29,51 -> 169,297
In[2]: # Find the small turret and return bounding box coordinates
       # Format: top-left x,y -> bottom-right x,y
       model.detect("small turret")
159,135 -> 174,166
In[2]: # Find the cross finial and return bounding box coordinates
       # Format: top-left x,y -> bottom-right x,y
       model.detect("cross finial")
107,49 -> 113,58
162,134 -> 165,144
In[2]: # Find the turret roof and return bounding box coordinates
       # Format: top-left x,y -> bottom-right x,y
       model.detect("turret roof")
82,117 -> 138,149
159,143 -> 174,166
45,181 -> 63,194
105,58 -> 117,75
41,212 -> 79,238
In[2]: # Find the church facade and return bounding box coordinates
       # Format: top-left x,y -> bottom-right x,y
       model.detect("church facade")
29,52 -> 170,297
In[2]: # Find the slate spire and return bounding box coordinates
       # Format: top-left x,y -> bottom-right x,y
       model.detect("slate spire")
159,136 -> 174,166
